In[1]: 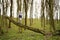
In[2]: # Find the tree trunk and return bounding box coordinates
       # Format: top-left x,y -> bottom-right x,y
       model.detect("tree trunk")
41,0 -> 45,30
49,0 -> 55,32
30,0 -> 33,26
9,0 -> 13,28
24,0 -> 28,29
5,16 -> 45,35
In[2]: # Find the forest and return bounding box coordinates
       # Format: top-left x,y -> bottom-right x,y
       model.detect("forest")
0,0 -> 60,40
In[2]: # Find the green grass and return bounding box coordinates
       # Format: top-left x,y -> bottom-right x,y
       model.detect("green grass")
0,18 -> 60,40
0,23 -> 44,40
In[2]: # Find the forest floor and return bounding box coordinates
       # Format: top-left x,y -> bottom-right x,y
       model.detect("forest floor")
0,19 -> 60,40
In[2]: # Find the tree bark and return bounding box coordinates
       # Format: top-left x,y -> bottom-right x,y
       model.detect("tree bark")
41,0 -> 45,30
9,0 -> 13,28
5,16 -> 45,35
30,0 -> 33,26
24,0 -> 28,26
49,0 -> 55,32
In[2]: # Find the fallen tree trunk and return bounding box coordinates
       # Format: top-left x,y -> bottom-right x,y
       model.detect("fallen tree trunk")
1,16 -> 60,36
5,16 -> 45,35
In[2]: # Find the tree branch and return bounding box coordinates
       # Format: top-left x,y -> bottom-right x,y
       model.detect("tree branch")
5,16 -> 45,35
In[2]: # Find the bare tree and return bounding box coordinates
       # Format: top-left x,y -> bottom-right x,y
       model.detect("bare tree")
24,0 -> 29,27
45,0 -> 49,24
30,0 -> 33,26
55,5 -> 59,23
0,0 -> 5,34
17,0 -> 23,33
49,0 -> 55,32
17,0 -> 22,22
0,0 -> 3,34
41,0 -> 45,29
9,0 -> 13,28
17,0 -> 19,21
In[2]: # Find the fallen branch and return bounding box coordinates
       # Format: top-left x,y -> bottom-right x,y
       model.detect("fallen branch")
5,16 -> 45,35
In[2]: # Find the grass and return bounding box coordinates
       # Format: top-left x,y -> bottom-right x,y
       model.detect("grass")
0,18 -> 60,40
